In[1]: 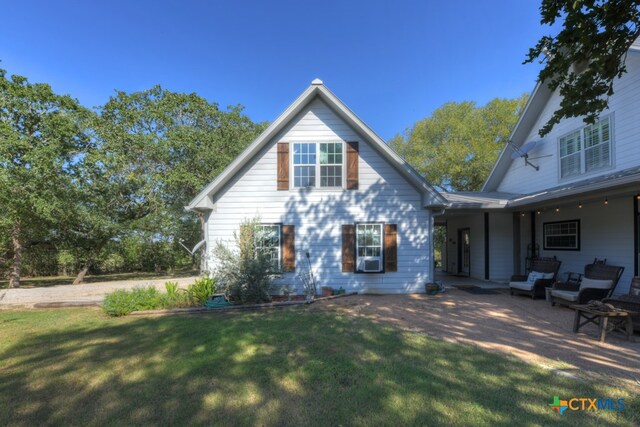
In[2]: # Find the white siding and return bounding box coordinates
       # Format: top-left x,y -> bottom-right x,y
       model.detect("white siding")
446,212 -> 514,282
498,54 -> 640,194
446,214 -> 485,280
536,196 -> 634,296
489,212 -> 514,282
205,98 -> 432,294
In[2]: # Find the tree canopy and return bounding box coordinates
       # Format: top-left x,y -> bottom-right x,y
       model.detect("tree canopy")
0,69 -> 91,287
390,95 -> 528,192
1,70 -> 266,287
526,0 -> 640,136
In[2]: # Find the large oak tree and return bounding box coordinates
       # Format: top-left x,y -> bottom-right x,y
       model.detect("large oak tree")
0,69 -> 90,287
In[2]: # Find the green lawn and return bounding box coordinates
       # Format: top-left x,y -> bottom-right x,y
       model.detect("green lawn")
0,270 -> 199,289
0,307 -> 636,426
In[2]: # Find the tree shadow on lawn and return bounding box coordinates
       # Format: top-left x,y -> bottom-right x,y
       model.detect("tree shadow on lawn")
0,308 -> 636,426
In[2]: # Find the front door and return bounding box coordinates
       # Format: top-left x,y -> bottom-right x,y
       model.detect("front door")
458,228 -> 470,276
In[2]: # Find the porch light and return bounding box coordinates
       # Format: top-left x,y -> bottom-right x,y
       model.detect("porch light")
636,193 -> 640,200
536,210 -> 541,215
578,201 -> 582,209
604,198 -> 609,205
521,212 -> 525,217
555,207 -> 560,212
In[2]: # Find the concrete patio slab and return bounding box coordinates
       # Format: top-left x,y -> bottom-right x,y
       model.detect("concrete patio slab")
316,287 -> 640,385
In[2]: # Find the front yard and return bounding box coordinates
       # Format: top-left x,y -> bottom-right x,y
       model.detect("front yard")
0,307 -> 637,426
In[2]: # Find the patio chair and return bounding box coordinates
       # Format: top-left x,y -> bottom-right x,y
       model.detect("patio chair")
509,258 -> 562,299
604,276 -> 640,329
550,263 -> 625,307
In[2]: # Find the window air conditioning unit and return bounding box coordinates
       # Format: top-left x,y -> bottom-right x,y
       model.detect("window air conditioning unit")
359,257 -> 382,273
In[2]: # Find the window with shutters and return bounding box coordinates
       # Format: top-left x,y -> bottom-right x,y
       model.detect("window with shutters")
292,142 -> 343,188
559,116 -> 612,179
255,224 -> 281,270
356,223 -> 383,272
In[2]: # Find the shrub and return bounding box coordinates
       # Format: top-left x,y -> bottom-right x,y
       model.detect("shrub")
102,286 -> 168,317
213,217 -> 278,304
187,277 -> 216,305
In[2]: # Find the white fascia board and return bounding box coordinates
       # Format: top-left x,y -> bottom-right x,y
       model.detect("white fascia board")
187,82 -> 447,210
186,85 -> 320,211
315,86 -> 447,207
482,81 -> 552,192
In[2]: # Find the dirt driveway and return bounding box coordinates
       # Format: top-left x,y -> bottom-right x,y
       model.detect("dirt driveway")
314,289 -> 640,384
0,276 -> 198,308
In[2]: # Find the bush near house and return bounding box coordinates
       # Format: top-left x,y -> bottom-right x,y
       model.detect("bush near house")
102,277 -> 217,316
213,217 -> 279,305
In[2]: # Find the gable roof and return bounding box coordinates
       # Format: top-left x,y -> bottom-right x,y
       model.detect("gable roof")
481,81 -> 553,192
187,80 -> 447,211
484,37 -> 640,192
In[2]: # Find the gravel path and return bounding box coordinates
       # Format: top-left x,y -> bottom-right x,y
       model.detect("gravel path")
0,276 -> 198,308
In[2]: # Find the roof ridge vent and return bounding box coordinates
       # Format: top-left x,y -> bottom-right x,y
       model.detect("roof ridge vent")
311,78 -> 323,85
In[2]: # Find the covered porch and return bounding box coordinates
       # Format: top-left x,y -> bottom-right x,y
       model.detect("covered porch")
438,173 -> 640,296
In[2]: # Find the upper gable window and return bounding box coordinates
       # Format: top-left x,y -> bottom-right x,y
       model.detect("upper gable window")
293,142 -> 343,188
559,116 -> 612,179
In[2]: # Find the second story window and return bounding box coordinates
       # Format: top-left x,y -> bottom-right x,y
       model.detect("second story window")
559,116 -> 611,179
293,143 -> 316,187
293,142 -> 344,188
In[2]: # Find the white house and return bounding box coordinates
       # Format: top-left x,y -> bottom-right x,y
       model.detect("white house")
187,80 -> 446,294
440,38 -> 640,296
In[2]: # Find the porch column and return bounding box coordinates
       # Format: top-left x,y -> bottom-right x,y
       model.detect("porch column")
484,212 -> 490,280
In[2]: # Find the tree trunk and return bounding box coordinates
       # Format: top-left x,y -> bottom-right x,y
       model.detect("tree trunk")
9,223 -> 23,288
73,264 -> 90,285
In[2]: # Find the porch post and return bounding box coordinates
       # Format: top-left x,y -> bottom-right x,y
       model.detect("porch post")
513,213 -> 521,275
634,195 -> 638,276
484,212 -> 490,280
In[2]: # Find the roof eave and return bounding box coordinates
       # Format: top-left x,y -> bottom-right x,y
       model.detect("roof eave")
187,81 -> 447,210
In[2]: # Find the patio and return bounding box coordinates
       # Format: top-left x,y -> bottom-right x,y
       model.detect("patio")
317,274 -> 640,384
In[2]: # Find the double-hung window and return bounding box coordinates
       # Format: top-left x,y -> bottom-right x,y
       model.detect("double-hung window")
356,223 -> 383,272
255,224 -> 281,270
293,142 -> 343,188
543,220 -> 580,251
559,116 -> 612,179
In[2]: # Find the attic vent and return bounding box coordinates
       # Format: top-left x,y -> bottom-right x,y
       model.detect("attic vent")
311,78 -> 323,85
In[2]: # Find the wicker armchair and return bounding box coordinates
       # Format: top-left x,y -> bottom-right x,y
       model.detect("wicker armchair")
550,263 -> 625,307
604,277 -> 640,329
509,258 -> 561,299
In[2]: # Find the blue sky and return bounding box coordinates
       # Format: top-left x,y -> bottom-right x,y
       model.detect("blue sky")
0,0 -> 552,140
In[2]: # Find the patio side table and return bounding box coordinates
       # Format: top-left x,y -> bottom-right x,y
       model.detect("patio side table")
570,304 -> 636,342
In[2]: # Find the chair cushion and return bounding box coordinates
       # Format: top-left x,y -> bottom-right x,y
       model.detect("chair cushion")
579,277 -> 613,290
527,272 -> 542,283
551,289 -> 579,302
509,281 -> 534,291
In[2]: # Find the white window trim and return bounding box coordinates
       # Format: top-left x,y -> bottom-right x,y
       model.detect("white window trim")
255,224 -> 281,270
558,114 -> 614,181
543,219 -> 580,251
356,223 -> 384,273
290,141 -> 345,190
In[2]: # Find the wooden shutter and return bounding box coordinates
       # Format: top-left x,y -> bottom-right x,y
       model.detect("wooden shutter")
384,224 -> 397,272
342,224 -> 356,272
277,142 -> 289,190
346,141 -> 359,190
282,225 -> 295,272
